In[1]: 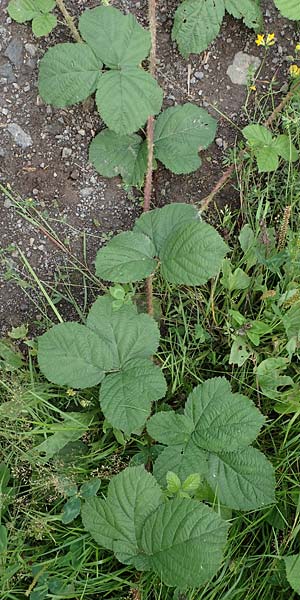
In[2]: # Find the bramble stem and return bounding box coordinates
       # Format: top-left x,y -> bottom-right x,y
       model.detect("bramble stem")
55,0 -> 82,43
200,79 -> 300,213
144,0 -> 157,316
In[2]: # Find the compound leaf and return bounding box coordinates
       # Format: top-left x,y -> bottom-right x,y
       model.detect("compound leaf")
283,554 -> 300,593
224,0 -> 262,29
89,130 -> 147,188
95,69 -> 163,135
185,377 -> 265,452
32,12 -> 57,36
154,104 -> 217,174
256,147 -> 279,173
243,124 -> 273,146
79,6 -> 151,67
153,442 -> 208,486
95,231 -> 157,283
38,43 -> 101,107
7,0 -> 40,22
81,466 -> 162,563
133,203 -> 199,254
140,497 -> 229,587
147,412 -> 194,446
159,221 -> 228,285
100,359 -> 167,434
87,296 -> 160,367
38,322 -> 116,388
273,0 -> 300,20
207,447 -> 275,510
172,0 -> 225,58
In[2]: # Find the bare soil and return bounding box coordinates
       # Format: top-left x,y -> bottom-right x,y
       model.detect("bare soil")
0,0 -> 298,334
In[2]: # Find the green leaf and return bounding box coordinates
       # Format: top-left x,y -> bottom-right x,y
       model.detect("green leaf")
283,303 -> 300,340
32,12 -> 57,36
273,0 -> 300,20
38,322 -> 116,388
87,296 -> 160,367
134,203 -> 199,254
7,0 -> 39,22
172,0 -> 225,58
229,337 -> 251,367
283,554 -> 300,593
256,147 -> 279,173
81,466 -> 162,563
95,231 -> 157,283
62,496 -> 82,524
182,473 -> 201,493
185,378 -> 265,452
79,6 -> 151,67
32,412 -> 93,461
0,525 -> 8,553
95,69 -> 163,135
38,43 -> 102,107
159,221 -> 228,285
154,104 -> 217,174
153,442 -> 208,485
273,135 -> 298,162
224,0 -> 262,29
89,130 -> 147,188
256,357 -> 294,400
243,124 -> 273,146
0,340 -> 23,371
166,471 -> 181,494
147,412 -> 194,446
35,0 -> 55,12
99,359 -> 167,434
80,478 -> 101,499
140,497 -> 229,587
207,447 -> 275,510
221,260 -> 251,291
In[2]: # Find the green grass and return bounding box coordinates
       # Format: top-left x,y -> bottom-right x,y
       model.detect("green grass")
1,97 -> 300,599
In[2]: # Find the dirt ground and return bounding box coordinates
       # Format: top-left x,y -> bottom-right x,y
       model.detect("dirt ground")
0,0 -> 298,334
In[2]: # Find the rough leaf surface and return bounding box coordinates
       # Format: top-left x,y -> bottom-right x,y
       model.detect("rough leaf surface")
95,231 -> 157,283
140,497 -> 229,588
32,12 -> 57,36
153,442 -> 208,485
154,104 -> 217,174
273,0 -> 300,20
172,0 -> 225,58
159,221 -> 228,285
95,69 -> 163,135
224,0 -> 262,29
38,43 -> 101,107
100,359 -> 167,434
38,322 -> 115,388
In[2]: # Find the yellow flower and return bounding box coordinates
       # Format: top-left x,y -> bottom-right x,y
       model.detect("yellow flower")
250,85 -> 257,91
266,33 -> 276,46
66,388 -> 76,397
290,64 -> 300,78
255,34 -> 265,46
296,44 -> 300,52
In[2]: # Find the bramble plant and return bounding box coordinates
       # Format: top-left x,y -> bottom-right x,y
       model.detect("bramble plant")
7,0 -> 57,37
243,124 -> 298,172
274,0 -> 300,20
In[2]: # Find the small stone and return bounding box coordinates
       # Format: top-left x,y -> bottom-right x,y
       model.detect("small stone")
0,62 -> 16,84
70,169 -> 80,180
215,138 -> 223,148
32,188 -> 39,195
62,147 -> 72,158
4,38 -> 24,67
7,123 -> 33,148
78,129 -> 85,136
194,70 -> 204,80
25,43 -> 37,57
227,52 -> 261,85
4,198 -> 12,208
80,187 -> 94,198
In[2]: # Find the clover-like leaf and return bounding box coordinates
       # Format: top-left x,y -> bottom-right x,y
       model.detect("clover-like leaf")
89,130 -> 147,188
81,466 -> 162,563
159,220 -> 228,285
184,377 -> 265,452
95,69 -> 163,135
273,0 -> 300,20
87,296 -> 160,367
32,12 -> 57,36
154,104 -> 217,174
79,6 -> 151,67
133,203 -> 199,254
38,322 -> 117,388
172,0 -> 225,58
100,359 -> 167,435
95,231 -> 157,283
38,43 -> 102,107
206,447 -> 276,510
8,0 -> 55,22
140,497 -> 229,587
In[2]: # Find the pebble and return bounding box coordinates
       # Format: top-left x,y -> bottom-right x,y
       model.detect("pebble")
7,123 -> 33,148
25,43 -> 37,57
4,38 -> 24,67
215,138 -> 223,148
227,52 -> 261,85
80,187 -> 94,198
62,147 -> 72,158
0,62 -> 16,84
70,169 -> 79,180
194,70 -> 204,80
4,198 -> 12,208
